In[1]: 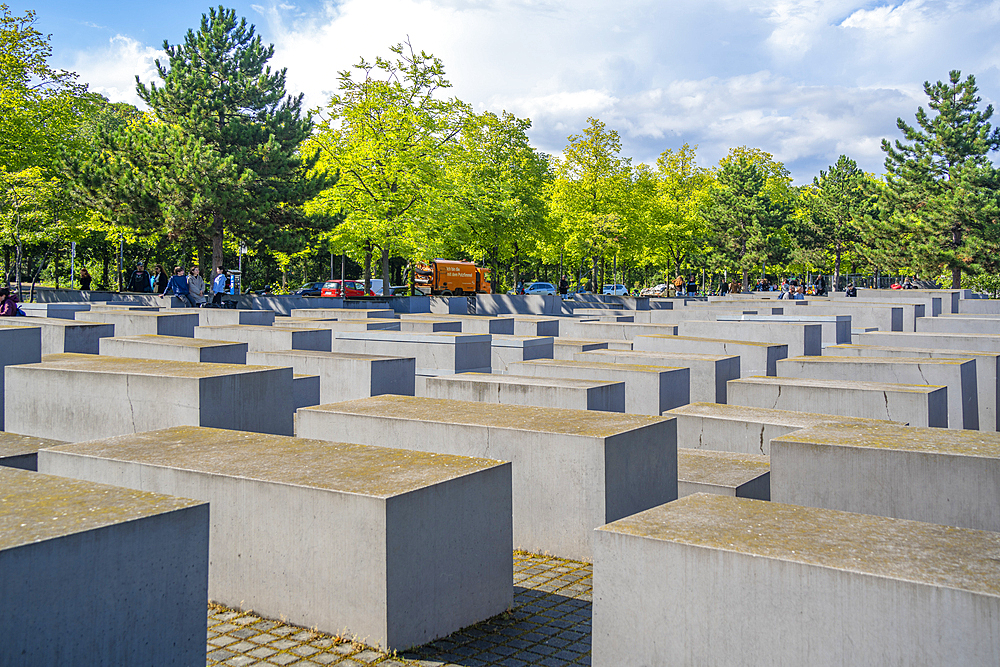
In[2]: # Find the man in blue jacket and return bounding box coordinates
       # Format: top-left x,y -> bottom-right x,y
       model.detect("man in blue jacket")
160,266 -> 192,307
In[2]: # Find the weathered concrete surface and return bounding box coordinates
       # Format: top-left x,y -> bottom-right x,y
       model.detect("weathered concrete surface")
916,316 -> 1000,335
38,426 -> 511,651
297,396 -> 676,561
827,343 -> 1000,432
331,331 -> 492,376
166,308 -> 276,327
99,334 -> 248,364
634,334 -> 787,377
0,317 -> 114,354
552,338 -> 610,360
503,315 -> 560,337
508,359 -> 690,416
559,320 -> 679,340
5,354 -> 295,440
19,302 -> 90,319
390,318 -> 463,333
728,375 -> 946,427
274,317 -> 400,331
0,432 -> 65,471
0,466 -> 208,667
859,330 -> 1000,354
490,334 -> 554,373
678,320 -> 822,357
400,313 -> 516,334
423,373 -> 625,412
195,324 -> 332,352
246,350 -> 415,404
293,374 -> 321,411
76,310 -> 200,337
593,493 -> 1000,667
778,355 -> 979,430
0,325 -> 42,430
290,308 -> 396,319
575,350 -> 740,404
666,402 -> 900,456
771,421 -> 1000,532
716,314 -> 851,345
677,448 -> 770,500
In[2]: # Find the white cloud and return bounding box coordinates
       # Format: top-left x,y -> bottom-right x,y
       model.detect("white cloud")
69,34 -> 162,106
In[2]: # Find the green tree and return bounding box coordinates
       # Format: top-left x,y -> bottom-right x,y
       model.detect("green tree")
306,40 -> 469,291
882,70 -> 1000,288
702,148 -> 792,291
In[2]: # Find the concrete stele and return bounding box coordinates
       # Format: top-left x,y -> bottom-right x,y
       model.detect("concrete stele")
574,349 -> 740,404
0,326 -> 42,430
677,448 -> 770,500
76,310 -> 200,337
592,493 -> 1000,666
0,431 -> 65,471
99,334 -> 248,364
38,426 -> 511,650
194,324 -> 332,352
0,317 -> 114,354
634,334 -> 788,377
289,308 -> 396,319
331,331 -> 492,376
423,372 -> 625,412
0,466 -> 208,667
677,320 -> 822,357
296,395 -> 677,561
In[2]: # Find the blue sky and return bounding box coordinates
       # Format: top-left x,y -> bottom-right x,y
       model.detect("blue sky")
16,0 -> 1000,183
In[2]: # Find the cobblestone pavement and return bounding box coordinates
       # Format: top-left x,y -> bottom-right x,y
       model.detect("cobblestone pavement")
206,552 -> 592,667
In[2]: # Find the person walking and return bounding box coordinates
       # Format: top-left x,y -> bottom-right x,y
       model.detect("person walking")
728,278 -> 741,295
673,275 -> 685,296
188,266 -> 206,306
160,266 -> 191,306
0,288 -> 21,316
79,268 -> 92,291
212,267 -> 227,305
151,265 -> 169,294
125,262 -> 152,292
559,274 -> 569,296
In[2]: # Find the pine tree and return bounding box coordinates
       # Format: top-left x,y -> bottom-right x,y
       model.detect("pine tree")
881,70 -> 1000,288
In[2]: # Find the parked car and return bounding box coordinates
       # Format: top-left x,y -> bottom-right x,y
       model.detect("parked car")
293,281 -> 326,296
320,280 -> 374,298
524,282 -> 557,295
602,284 -> 629,295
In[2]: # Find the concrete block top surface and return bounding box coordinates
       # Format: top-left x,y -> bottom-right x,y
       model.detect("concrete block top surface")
582,350 -> 737,363
773,421 -> 1000,459
640,334 -> 779,348
304,395 -> 667,437
1,316 -> 105,328
0,466 -> 204,551
734,375 -> 946,393
667,402 -> 902,428
598,493 -> 1000,597
106,334 -> 245,349
290,308 -> 395,319
677,449 -> 770,487
248,349 -> 409,362
552,338 -> 611,346
45,426 -> 505,498
519,359 -> 685,373
0,432 -> 67,458
830,344 -> 1000,360
786,355 -> 973,367
196,324 -> 279,333
35,353 -> 283,378
334,330 -> 491,344
490,334 -> 554,348
434,373 -> 618,390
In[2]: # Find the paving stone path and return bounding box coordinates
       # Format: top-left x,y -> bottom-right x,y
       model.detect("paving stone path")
206,552 -> 593,667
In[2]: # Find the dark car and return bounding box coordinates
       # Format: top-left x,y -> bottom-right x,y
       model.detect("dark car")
293,282 -> 326,296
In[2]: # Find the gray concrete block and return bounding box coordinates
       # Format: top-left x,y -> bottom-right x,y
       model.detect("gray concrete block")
717,314 -> 851,345
552,338 -> 610,360
5,353 -> 294,440
916,316 -> 1000,335
166,308 -> 276,327
859,330 -> 1000,354
399,314 -> 514,334
246,350 -> 416,404
38,426 -> 511,650
0,326 -> 42,430
0,466 -> 208,667
297,396 -> 676,561
490,334 -> 554,373
559,320 -> 679,340
666,402 -> 901,456
293,374 -> 321,410
0,317 -> 114,354
0,432 -> 65,471
19,302 -> 90,319
76,310 -> 200,337
593,494 -> 1000,666
275,317 -> 400,331
634,334 -> 787,377
678,320 -> 822,357
508,359 -> 690,416
505,315 -> 560,337
677,448 -> 769,500
771,421 -> 1000,532
575,350 -> 740,404
729,376 -> 946,427
390,318 -> 462,333
331,331 -> 492,376
289,308 -> 396,319
778,355 -> 979,430
423,373 -> 625,412
195,324 -> 332,352
99,334 -> 248,364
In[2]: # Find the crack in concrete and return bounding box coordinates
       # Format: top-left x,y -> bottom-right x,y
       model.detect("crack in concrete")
771,384 -> 782,410
125,374 -> 137,433
759,424 -> 766,455
883,391 -> 891,420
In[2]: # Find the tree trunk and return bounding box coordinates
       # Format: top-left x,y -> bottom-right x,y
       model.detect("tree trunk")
741,269 -> 749,293
834,244 -> 842,293
513,242 -> 520,292
381,244 -> 390,293
363,241 -> 372,293
212,212 -> 225,273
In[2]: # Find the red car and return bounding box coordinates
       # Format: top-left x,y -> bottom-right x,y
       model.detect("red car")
320,280 -> 375,298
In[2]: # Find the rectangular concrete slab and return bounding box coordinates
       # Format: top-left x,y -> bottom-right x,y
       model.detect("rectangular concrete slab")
575,350 -> 740,404
634,334 -> 787,377
490,334 -> 554,373
423,373 -> 625,412
503,315 -> 560,337
916,316 -> 1000,335
246,350 -> 416,403
508,359 -> 690,416
677,448 -> 770,500
76,310 -> 200,337
717,314 -> 851,345
553,338 -> 610,360
0,326 -> 42,430
666,402 -> 901,456
399,314 -> 515,334
275,317 -> 401,331
297,395 -> 676,561
678,320 -> 822,357
778,355 -> 979,430
195,324 -> 332,352
166,308 -> 276,327
99,334 -> 248,364
560,320 -> 679,340
1,317 -> 114,354
593,493 -> 1000,666
771,421 -> 1000,532
5,353 -> 294,440
38,426 -> 511,651
858,330 -> 1000,354
728,375 -> 947,427
290,308 -> 396,319
331,331 -> 492,376
0,466 -> 208,667
293,374 -> 321,410
0,432 -> 65,471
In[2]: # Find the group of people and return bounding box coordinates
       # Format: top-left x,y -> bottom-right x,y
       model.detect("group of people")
124,262 -> 230,307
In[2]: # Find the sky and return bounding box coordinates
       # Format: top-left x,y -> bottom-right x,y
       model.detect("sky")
17,0 -> 1000,183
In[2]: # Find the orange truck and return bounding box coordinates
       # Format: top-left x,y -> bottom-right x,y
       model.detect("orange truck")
412,260 -> 492,295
